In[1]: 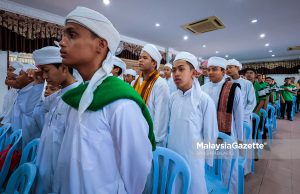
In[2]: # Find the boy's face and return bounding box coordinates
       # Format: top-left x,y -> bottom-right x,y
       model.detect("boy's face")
207,66 -> 224,83
172,60 -> 194,91
265,78 -> 272,84
226,65 -> 239,77
200,66 -> 208,76
257,74 -> 263,82
138,51 -> 156,72
44,84 -> 60,97
5,66 -> 17,85
245,70 -> 255,81
163,66 -> 172,78
60,22 -> 103,68
39,64 -> 66,87
124,74 -> 134,84
285,79 -> 291,85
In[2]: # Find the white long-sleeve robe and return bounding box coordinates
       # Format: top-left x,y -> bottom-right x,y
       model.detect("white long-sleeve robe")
1,88 -> 18,124
165,77 -> 177,95
53,99 -> 153,194
11,82 -> 44,146
202,78 -> 244,194
34,82 -> 80,194
168,79 -> 218,194
232,77 -> 256,175
133,77 -> 170,145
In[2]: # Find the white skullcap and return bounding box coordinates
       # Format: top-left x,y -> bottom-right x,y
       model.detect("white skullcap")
113,56 -> 126,76
11,61 -> 23,69
124,69 -> 136,76
22,63 -> 38,72
174,51 -> 199,71
32,46 -> 62,65
66,6 -> 120,54
164,63 -> 172,69
207,56 -> 228,69
141,44 -> 162,70
227,59 -> 242,69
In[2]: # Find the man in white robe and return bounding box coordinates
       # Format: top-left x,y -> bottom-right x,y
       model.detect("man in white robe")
111,56 -> 126,80
226,59 -> 256,175
0,62 -> 21,125
53,7 -> 154,194
168,52 -> 218,194
202,56 -> 244,194
11,63 -> 44,146
163,63 -> 177,94
31,46 -> 80,194
133,44 -> 170,146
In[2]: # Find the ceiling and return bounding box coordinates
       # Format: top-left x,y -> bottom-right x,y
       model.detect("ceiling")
7,0 -> 300,62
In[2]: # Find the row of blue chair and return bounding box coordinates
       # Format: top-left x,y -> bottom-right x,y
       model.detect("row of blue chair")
0,124 -> 40,194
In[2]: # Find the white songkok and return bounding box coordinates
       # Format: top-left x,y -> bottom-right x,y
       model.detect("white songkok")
207,56 -> 228,69
11,61 -> 23,70
227,59 -> 242,69
113,56 -> 126,76
22,63 -> 38,72
32,46 -> 62,66
66,6 -> 120,54
13,68 -> 22,76
124,69 -> 136,77
65,6 -> 121,121
141,44 -> 162,70
164,63 -> 172,69
174,51 -> 199,71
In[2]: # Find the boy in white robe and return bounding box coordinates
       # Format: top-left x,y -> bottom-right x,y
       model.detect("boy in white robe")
202,56 -> 244,194
32,46 -> 80,194
111,56 -> 126,80
123,69 -> 136,85
53,7 -> 154,194
226,59 -> 256,175
163,63 -> 177,94
168,52 -> 218,194
133,44 -> 170,146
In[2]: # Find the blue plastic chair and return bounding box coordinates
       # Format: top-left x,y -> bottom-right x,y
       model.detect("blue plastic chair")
238,122 -> 252,194
265,106 -> 274,146
152,147 -> 191,194
252,113 -> 261,161
291,96 -> 296,120
0,129 -> 22,190
19,138 -> 40,166
259,109 -> 271,145
3,163 -> 37,194
0,123 -> 11,151
205,132 -> 238,194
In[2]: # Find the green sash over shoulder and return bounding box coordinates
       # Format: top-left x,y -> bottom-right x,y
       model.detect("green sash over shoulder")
62,76 -> 156,151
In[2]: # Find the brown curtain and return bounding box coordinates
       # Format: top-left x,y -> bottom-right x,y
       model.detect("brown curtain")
242,60 -> 300,74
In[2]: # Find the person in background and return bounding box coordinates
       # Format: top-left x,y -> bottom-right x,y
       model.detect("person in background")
198,59 -> 210,86
280,77 -> 297,120
163,63 -> 177,94
44,83 -> 61,97
111,56 -> 126,80
123,69 -> 136,85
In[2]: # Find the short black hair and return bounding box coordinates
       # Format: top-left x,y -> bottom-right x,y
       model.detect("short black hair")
244,68 -> 257,74
265,76 -> 273,80
113,65 -> 123,76
186,61 -> 195,70
52,63 -> 73,74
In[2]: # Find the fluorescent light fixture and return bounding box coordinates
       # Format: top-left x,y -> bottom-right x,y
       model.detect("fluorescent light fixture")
260,33 -> 265,38
265,43 -> 270,47
268,50 -> 273,53
155,23 -> 160,27
202,44 -> 206,48
103,0 -> 110,5
215,51 -> 219,54
272,54 -> 275,57
183,36 -> 188,40
225,55 -> 229,58
251,19 -> 258,23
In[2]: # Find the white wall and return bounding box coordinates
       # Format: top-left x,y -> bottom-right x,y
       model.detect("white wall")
267,74 -> 300,86
0,51 -> 8,113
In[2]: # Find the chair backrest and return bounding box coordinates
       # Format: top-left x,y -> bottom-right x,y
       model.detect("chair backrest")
20,138 -> 40,165
252,113 -> 260,141
259,109 -> 267,130
4,163 -> 37,194
152,147 -> 191,194
266,104 -> 275,122
216,132 -> 238,189
0,129 -> 22,188
0,123 -> 11,151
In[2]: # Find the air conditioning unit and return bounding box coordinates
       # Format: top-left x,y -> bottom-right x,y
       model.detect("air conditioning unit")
288,46 -> 300,51
183,16 -> 225,34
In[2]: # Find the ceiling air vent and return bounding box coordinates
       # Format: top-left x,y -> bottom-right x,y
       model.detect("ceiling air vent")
183,16 -> 225,34
288,46 -> 300,51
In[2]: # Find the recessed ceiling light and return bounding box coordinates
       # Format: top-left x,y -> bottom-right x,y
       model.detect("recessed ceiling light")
265,43 -> 270,47
155,23 -> 160,27
103,0 -> 110,5
268,50 -> 273,53
260,33 -> 265,38
225,55 -> 229,58
202,44 -> 206,48
215,51 -> 219,54
183,36 -> 188,40
272,54 -> 275,57
251,19 -> 258,23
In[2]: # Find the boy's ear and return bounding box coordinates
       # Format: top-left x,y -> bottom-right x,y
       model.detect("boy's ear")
192,69 -> 197,76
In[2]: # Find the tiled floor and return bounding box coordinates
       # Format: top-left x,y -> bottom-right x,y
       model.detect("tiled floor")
245,113 -> 300,194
